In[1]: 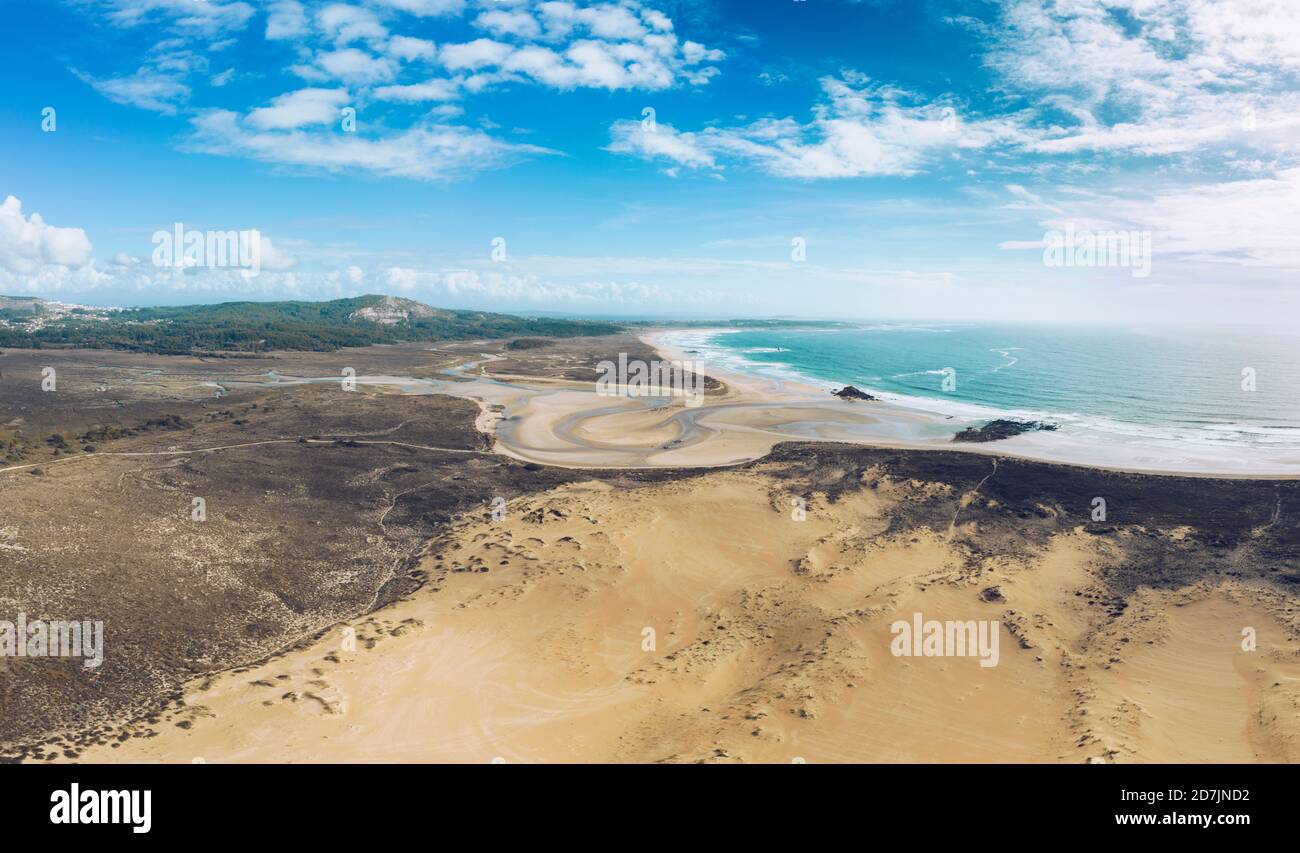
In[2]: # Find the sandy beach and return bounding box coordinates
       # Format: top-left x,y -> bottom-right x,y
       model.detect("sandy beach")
437,330 -> 1300,479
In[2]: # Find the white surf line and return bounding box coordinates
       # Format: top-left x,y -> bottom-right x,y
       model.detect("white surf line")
990,347 -> 1021,373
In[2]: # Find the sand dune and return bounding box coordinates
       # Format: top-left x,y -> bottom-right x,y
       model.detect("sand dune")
71,465 -> 1300,764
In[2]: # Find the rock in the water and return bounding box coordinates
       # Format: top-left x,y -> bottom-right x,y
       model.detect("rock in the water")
953,419 -> 1058,443
831,385 -> 877,401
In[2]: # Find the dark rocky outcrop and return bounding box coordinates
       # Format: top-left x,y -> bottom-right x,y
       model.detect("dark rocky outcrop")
953,419 -> 1057,443
832,385 -> 877,401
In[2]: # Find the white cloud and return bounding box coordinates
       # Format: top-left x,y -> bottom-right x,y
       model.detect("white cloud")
74,0 -> 725,188
441,38 -> 514,70
307,48 -> 397,84
475,9 -> 542,40
372,78 -> 460,102
681,40 -> 723,64
0,194 -> 315,296
610,73 -> 1021,178
382,265 -> 677,305
1016,168 -> 1300,273
642,9 -> 671,32
441,32 -> 714,92
0,196 -> 94,275
986,0 -> 1300,160
246,88 -> 350,130
105,0 -> 254,36
429,3 -> 722,92
185,110 -> 554,180
72,66 -> 190,114
258,236 -> 297,271
317,3 -> 388,45
608,121 -> 716,169
575,4 -> 647,40
386,35 -> 438,62
266,0 -> 308,40
369,0 -> 465,16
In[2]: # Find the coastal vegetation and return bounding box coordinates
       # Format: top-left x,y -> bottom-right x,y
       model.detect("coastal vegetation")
0,295 -> 624,354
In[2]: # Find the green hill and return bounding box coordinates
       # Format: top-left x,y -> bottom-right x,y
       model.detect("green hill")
0,295 -> 624,354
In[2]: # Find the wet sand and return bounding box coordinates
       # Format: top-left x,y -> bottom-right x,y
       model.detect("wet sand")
460,331 -> 1300,477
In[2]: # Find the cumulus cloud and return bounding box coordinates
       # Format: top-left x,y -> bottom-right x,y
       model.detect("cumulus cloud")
258,236 -> 298,271
0,193 -> 319,298
297,47 -> 397,84
0,196 -> 101,294
386,35 -> 438,62
430,2 -> 724,91
0,195 -> 94,275
317,3 -> 388,45
475,8 -> 543,40
440,38 -> 514,71
265,0 -> 308,40
243,87 -> 350,130
562,3 -> 648,41
245,87 -> 350,130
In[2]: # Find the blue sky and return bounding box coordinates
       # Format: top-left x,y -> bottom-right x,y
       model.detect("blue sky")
3,0 -> 1300,324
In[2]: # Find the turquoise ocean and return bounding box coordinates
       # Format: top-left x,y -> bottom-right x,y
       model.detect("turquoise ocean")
660,323 -> 1300,454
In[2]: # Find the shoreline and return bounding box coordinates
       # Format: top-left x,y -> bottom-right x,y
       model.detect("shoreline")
0,337 -> 1294,480
641,327 -> 1300,480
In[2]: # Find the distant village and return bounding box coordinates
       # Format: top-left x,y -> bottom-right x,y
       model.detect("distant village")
0,297 -> 122,331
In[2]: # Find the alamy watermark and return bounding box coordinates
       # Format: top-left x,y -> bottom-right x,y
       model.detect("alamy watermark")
1043,223 -> 1152,278
890,612 -> 999,668
50,784 -> 150,833
0,613 -> 104,668
596,354 -> 706,408
152,223 -> 263,276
